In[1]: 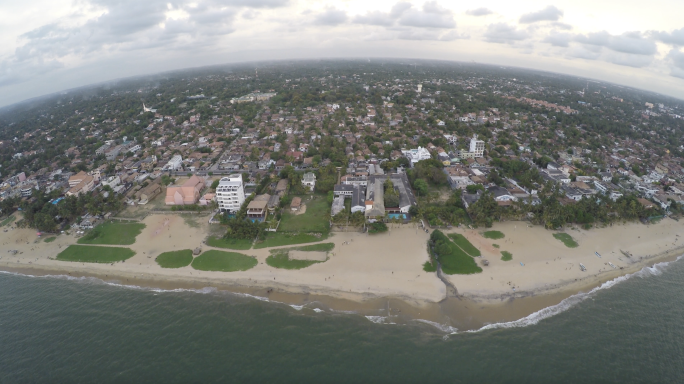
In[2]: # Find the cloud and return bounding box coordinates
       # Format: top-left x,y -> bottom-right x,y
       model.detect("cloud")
4,0 -> 241,87
466,7 -> 493,16
667,49 -> 684,78
604,52 -> 653,68
390,2 -> 412,18
398,1 -> 456,29
566,45 -> 602,60
396,28 -> 466,41
313,7 -> 348,26
574,31 -> 656,56
552,22 -> 573,30
519,6 -> 563,24
651,28 -> 684,46
543,31 -> 572,47
224,0 -> 289,7
484,23 -> 529,44
353,11 -> 395,26
354,1 -> 455,29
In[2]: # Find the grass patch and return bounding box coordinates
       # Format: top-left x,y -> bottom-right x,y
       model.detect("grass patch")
206,236 -> 253,250
553,233 -> 579,248
492,243 -> 500,248
279,196 -> 330,233
501,251 -> 513,261
368,222 -> 388,234
191,250 -> 257,272
1,215 -> 16,227
156,250 -> 193,268
483,230 -> 505,240
423,260 -> 437,272
266,254 -> 323,270
77,222 -> 146,245
431,230 -> 482,275
254,232 -> 328,249
43,236 -> 57,243
269,243 -> 335,253
266,242 -> 334,269
448,234 -> 481,257
56,245 -> 135,263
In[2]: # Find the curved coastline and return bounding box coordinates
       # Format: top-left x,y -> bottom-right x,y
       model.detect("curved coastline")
1,213 -> 683,331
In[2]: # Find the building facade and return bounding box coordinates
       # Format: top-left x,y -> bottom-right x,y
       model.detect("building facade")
216,174 -> 245,213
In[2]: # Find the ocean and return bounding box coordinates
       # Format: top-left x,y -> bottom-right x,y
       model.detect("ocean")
1,257 -> 683,383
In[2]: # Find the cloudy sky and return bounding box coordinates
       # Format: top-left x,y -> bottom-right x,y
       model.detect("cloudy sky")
2,0 -> 684,107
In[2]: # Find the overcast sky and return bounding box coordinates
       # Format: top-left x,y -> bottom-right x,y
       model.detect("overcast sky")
2,0 -> 684,107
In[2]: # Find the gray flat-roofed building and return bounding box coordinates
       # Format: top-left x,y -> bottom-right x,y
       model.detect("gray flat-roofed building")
368,173 -> 417,213
334,184 -> 355,196
365,181 -> 385,219
351,185 -> 366,213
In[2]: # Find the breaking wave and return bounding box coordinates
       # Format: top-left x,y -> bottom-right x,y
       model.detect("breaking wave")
464,255 -> 684,334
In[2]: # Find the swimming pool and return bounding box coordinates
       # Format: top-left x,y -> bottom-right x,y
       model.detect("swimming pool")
388,213 -> 406,219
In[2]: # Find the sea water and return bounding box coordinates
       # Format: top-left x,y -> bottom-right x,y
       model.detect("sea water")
1,258 -> 684,382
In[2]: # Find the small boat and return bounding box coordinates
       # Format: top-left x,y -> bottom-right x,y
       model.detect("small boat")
608,262 -> 617,269
595,252 -> 602,258
580,263 -> 586,271
520,262 -> 525,266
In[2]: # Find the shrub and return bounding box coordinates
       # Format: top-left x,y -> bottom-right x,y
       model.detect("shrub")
368,222 -> 388,234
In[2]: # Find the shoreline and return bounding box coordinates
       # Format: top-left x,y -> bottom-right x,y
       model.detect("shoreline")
1,238 -> 682,332
2,213 -> 684,331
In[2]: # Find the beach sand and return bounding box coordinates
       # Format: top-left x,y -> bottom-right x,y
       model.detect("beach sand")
442,220 -> 684,302
1,213 -> 683,329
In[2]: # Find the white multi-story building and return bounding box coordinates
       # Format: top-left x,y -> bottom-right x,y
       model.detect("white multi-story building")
216,174 -> 245,213
468,135 -> 485,158
164,155 -> 183,171
402,147 -> 432,167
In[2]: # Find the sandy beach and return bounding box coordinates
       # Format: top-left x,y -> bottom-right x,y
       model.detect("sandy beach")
2,213 -> 683,327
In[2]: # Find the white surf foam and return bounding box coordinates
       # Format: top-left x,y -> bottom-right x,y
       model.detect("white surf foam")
365,315 -> 389,324
463,255 -> 684,334
414,319 -> 458,334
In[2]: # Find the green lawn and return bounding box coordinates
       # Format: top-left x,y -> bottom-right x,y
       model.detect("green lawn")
1,215 -> 16,227
56,245 -> 135,263
553,233 -> 579,248
423,260 -> 437,272
43,237 -> 57,243
448,234 -> 481,257
483,230 -> 505,240
191,250 -> 257,272
431,231 -> 482,275
206,236 -> 253,250
254,232 -> 328,249
156,250 -> 194,268
501,251 -> 513,261
492,244 -> 500,248
77,222 -> 146,245
266,254 -> 323,270
278,196 -> 330,233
